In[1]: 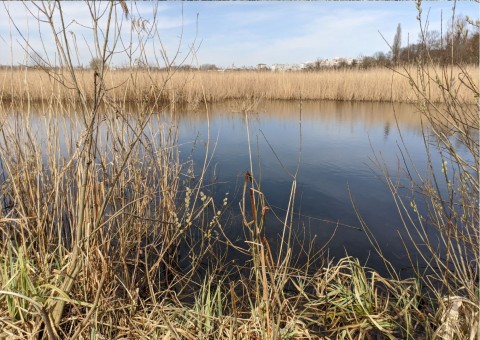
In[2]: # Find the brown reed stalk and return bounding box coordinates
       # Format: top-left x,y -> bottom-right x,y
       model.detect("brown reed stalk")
1,66 -> 478,106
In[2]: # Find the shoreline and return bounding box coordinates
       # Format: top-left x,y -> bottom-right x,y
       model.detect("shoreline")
1,66 -> 477,105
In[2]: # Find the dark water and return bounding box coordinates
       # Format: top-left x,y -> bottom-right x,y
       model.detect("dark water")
172,100 -> 451,273
6,100 -> 462,275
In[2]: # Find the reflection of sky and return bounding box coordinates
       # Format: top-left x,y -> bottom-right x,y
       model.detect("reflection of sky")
4,101 -> 463,274
175,101 -> 450,272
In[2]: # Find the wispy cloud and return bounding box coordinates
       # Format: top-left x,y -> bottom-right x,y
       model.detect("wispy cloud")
0,1 -> 477,67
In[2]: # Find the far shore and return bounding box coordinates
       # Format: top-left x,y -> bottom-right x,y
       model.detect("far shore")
1,66 -> 478,104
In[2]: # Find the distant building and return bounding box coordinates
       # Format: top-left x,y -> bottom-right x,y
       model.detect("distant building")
310,57 -> 358,68
271,64 -> 284,71
271,63 -> 303,71
257,63 -> 269,70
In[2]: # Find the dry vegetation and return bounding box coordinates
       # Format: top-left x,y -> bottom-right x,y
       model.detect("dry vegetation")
0,1 -> 478,339
1,66 -> 478,105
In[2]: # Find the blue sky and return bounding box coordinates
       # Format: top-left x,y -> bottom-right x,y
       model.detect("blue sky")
1,1 -> 478,68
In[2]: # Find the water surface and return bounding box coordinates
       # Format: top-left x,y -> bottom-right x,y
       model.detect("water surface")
5,100 -> 456,274
173,100 -> 445,273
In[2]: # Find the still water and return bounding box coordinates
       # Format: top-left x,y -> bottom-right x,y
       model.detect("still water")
174,100 -> 445,273
8,100 -> 454,274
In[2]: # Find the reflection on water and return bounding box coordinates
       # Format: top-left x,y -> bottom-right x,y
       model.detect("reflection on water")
174,100 -> 443,272
3,100 -> 453,274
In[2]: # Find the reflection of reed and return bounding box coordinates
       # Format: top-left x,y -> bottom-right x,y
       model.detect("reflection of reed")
175,100 -> 426,134
2,67 -> 478,104
8,99 -> 455,142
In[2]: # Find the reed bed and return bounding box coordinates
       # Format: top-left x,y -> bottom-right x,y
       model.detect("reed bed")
1,66 -> 478,105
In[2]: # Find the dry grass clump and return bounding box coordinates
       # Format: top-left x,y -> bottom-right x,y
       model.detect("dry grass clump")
0,97 -> 226,339
1,66 -> 478,105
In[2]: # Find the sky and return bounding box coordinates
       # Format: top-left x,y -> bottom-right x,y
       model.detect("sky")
1,1 -> 478,68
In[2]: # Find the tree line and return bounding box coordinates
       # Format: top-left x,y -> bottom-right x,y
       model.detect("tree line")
362,15 -> 479,68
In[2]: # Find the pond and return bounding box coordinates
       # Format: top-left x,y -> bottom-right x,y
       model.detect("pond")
173,100 -> 446,274
3,99 -> 456,276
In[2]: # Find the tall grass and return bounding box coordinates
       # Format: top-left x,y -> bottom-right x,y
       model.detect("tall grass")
1,66 -> 478,105
360,5 -> 479,339
0,97 -> 429,339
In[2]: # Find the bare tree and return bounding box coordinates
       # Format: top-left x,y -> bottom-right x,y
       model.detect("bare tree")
89,57 -> 101,71
392,23 -> 402,64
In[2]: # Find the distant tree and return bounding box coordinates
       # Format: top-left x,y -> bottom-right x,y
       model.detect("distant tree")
176,65 -> 197,71
374,51 -> 391,67
424,30 -> 442,50
89,57 -> 102,70
29,53 -> 48,69
392,23 -> 402,64
365,14 -> 478,67
360,56 -> 376,69
464,31 -> 479,64
337,59 -> 348,68
199,64 -> 218,71
446,15 -> 472,64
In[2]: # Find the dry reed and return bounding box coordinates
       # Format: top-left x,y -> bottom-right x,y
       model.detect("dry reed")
1,66 -> 478,105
